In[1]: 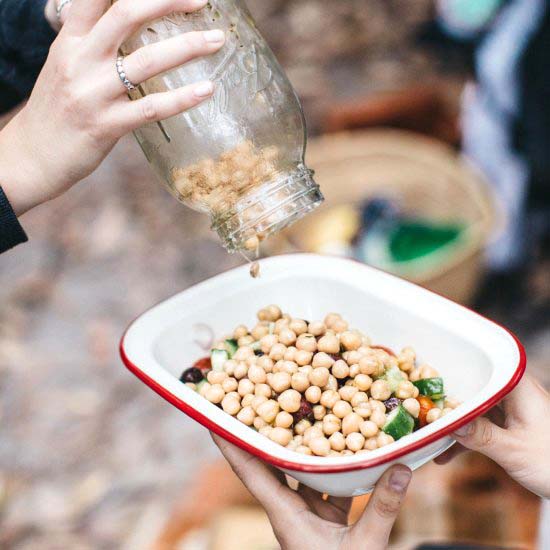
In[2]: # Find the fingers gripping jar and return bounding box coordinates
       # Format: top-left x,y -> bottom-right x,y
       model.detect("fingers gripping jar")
120,1 -> 324,252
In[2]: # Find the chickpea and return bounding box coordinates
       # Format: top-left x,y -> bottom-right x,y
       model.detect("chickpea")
222,395 -> 241,416
323,375 -> 338,392
251,395 -> 268,412
278,389 -> 302,413
293,435 -> 303,445
340,450 -> 353,456
274,318 -> 290,335
317,333 -> 340,354
364,437 -> 378,451
291,372 -> 310,393
309,436 -> 331,457
296,445 -> 313,455
349,364 -> 360,378
257,355 -> 274,372
346,350 -> 363,365
370,409 -> 387,428
342,412 -> 363,436
237,378 -> 255,397
283,346 -> 297,362
207,371 -> 227,385
351,391 -> 369,408
185,382 -> 197,391
395,381 -> 416,399
370,379 -> 391,401
275,411 -> 294,429
358,356 -> 378,376
222,377 -> 239,393
225,391 -> 240,401
308,321 -> 326,337
324,313 -> 342,328
332,360 -> 350,379
320,390 -> 339,409
234,362 -> 249,380
298,365 -> 313,375
264,305 -> 282,322
409,368 -> 421,382
354,374 -> 373,392
346,432 -> 365,452
332,319 -> 348,333
247,365 -> 266,385
260,334 -> 279,354
272,360 -> 284,373
338,385 -> 358,403
303,426 -> 324,446
313,404 -> 327,421
270,371 -> 291,393
376,433 -> 394,447
279,328 -> 297,347
257,399 -> 280,423
312,353 -> 335,369
426,408 -> 442,423
253,416 -> 267,430
280,360 -> 299,375
269,343 -> 287,361
205,384 -> 225,404
251,323 -> 269,341
301,386 -> 319,405
294,350 -> 313,366
241,394 -> 255,407
259,425 -> 273,437
359,420 -> 379,438
289,319 -> 308,335
412,386 -> 420,398
286,439 -> 299,451
445,397 -> 461,409
238,335 -> 255,348
340,331 -> 362,351
369,399 -> 386,414
296,334 -> 317,353
328,431 -> 346,451
267,427 -> 292,447
332,400 -> 353,419
257,309 -> 270,322
234,346 -> 253,361
354,402 -> 372,419
441,407 -> 453,417
223,359 -> 237,376
237,406 -> 256,426
294,419 -> 312,436
233,324 -> 249,339
254,383 -> 272,398
309,366 -> 330,388
322,414 -> 341,436
419,364 -> 439,379
402,398 -> 420,418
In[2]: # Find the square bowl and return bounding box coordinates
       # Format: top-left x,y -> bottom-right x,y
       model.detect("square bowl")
120,254 -> 525,497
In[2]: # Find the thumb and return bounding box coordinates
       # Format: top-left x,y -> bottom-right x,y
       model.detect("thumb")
453,417 -> 514,466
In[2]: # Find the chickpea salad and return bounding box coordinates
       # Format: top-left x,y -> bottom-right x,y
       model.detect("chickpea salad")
179,306 -> 460,457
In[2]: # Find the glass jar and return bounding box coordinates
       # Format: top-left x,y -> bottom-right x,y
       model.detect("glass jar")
120,0 -> 323,253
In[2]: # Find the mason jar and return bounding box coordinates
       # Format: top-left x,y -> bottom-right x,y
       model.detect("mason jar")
120,0 -> 324,253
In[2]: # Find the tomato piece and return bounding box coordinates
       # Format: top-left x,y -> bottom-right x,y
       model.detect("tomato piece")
192,356 -> 212,374
371,345 -> 396,357
418,395 -> 435,427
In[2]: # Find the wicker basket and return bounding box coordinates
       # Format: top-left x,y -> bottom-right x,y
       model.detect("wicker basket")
267,129 -> 497,305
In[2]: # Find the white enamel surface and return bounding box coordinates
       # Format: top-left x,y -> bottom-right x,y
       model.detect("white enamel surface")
122,254 -> 522,495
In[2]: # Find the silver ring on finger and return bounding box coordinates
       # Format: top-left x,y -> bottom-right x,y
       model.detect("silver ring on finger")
56,0 -> 73,22
116,56 -> 137,92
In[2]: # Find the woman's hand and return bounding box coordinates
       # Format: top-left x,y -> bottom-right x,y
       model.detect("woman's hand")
213,434 -> 411,550
436,374 -> 550,498
0,0 -> 224,216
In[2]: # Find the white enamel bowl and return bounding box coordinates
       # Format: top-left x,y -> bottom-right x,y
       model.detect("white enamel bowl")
120,254 -> 525,497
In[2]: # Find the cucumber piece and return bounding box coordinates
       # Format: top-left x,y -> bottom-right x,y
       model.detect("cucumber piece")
382,366 -> 406,393
413,378 -> 445,400
225,339 -> 238,358
434,398 -> 445,410
211,349 -> 228,372
383,405 -> 415,441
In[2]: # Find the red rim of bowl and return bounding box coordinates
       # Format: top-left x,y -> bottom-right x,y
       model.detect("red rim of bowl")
119,261 -> 527,474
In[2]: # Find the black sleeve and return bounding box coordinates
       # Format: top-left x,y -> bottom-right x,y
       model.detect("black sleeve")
0,186 -> 28,253
0,0 -> 57,114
